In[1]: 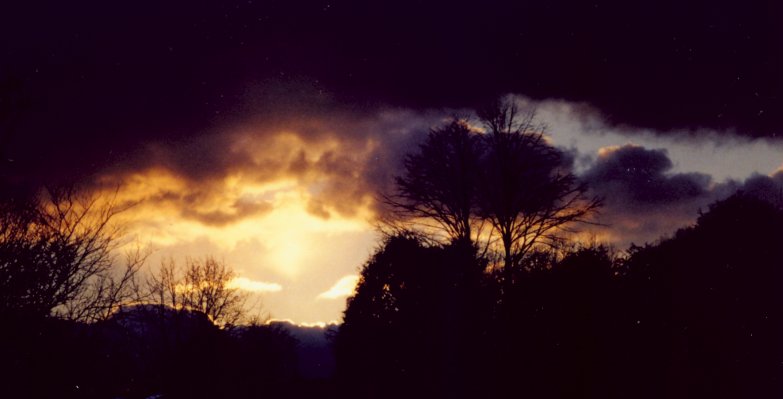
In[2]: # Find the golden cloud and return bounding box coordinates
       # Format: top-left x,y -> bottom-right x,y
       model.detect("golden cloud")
317,275 -> 360,300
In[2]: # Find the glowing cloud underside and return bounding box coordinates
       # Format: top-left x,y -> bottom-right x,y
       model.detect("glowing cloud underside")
318,275 -> 360,300
227,277 -> 283,293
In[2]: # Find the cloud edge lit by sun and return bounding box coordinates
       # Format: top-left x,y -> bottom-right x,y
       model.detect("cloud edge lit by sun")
317,275 -> 360,300
227,277 -> 283,293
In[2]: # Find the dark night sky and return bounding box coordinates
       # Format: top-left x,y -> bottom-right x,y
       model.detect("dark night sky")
2,1 -> 781,180
1,0 -> 781,322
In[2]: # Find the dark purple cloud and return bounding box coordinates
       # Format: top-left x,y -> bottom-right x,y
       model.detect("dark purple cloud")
711,170 -> 783,209
1,0 -> 781,193
581,144 -> 783,246
583,145 -> 712,207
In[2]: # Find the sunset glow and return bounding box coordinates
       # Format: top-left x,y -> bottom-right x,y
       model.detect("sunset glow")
4,2 -> 782,396
91,140 -> 381,323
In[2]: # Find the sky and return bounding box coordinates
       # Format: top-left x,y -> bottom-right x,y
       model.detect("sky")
1,0 -> 781,324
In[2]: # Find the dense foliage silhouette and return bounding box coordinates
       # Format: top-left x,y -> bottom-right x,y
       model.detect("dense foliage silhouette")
0,303 -> 308,398
338,193 -> 783,398
336,235 -> 490,398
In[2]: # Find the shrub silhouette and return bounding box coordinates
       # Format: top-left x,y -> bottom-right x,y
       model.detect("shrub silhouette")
337,235 -> 489,399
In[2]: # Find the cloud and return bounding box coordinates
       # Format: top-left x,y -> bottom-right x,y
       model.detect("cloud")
179,197 -> 274,227
81,106 -> 448,230
317,275 -> 360,300
6,0 -> 780,199
583,144 -> 712,208
578,145 -> 712,246
734,171 -> 783,205
580,144 -> 783,247
227,277 -> 282,293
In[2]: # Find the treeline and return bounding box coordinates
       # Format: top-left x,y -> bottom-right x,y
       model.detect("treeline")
336,193 -> 783,399
1,306 -> 302,398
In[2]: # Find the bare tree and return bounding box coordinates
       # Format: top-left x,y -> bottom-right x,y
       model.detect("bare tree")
384,119 -> 483,244
477,100 -> 601,287
147,255 -> 248,327
0,185 -> 145,321
61,245 -> 149,322
181,256 -> 247,326
147,256 -> 180,314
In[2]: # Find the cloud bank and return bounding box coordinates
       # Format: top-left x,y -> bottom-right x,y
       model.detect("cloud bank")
582,144 -> 783,246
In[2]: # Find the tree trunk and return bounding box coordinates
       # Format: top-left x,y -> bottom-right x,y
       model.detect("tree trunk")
502,232 -> 513,295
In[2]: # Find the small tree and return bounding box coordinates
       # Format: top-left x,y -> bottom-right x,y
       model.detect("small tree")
148,256 -> 248,327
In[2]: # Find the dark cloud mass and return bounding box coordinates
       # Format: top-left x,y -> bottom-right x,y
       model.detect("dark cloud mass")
1,0 -> 782,188
740,171 -> 783,202
581,144 -> 783,246
583,145 -> 712,207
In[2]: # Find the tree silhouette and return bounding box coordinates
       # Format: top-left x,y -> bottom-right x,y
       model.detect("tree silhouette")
147,255 -> 249,327
493,244 -> 621,398
476,100 -> 601,288
336,234 -> 490,398
221,321 -> 299,397
386,99 -> 599,290
342,183 -> 783,398
619,192 -> 783,398
385,119 -> 483,244
0,186 -> 144,322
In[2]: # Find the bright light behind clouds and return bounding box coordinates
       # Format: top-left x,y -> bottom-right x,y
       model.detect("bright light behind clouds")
112,175 -> 378,323
103,156 -> 378,324
318,275 -> 361,300
91,111 -> 439,324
